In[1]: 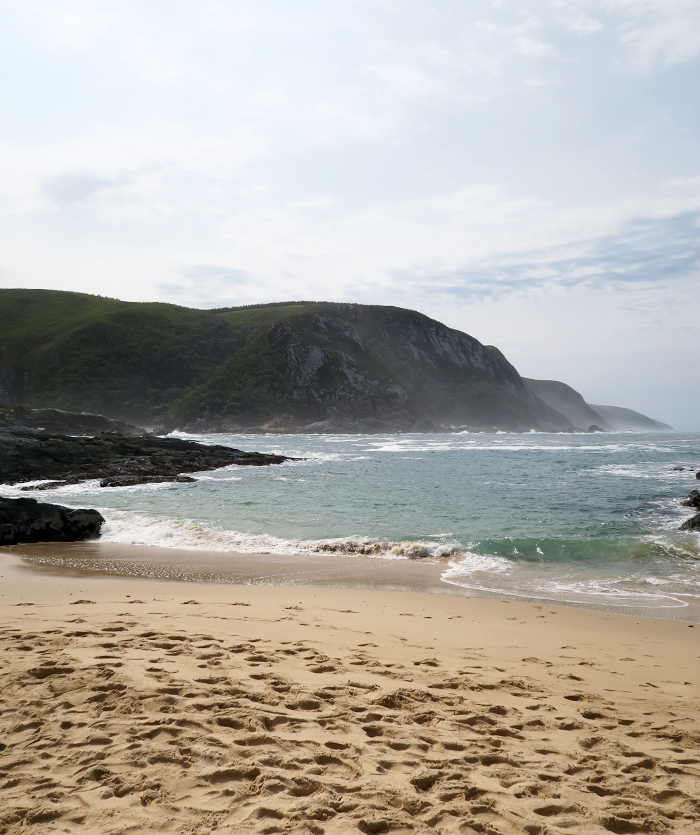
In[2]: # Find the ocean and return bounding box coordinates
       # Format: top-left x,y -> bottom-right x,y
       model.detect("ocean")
5,431 -> 700,620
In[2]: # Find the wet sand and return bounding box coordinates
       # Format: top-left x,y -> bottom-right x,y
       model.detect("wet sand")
1,545 -> 699,834
2,541 -> 457,596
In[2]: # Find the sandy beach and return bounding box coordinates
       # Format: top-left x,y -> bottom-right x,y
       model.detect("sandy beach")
1,545 -> 699,834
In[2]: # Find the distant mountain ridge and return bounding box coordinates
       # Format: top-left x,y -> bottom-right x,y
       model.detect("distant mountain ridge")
522,379 -> 672,433
0,289 -> 670,433
523,378 -> 608,431
588,404 -> 672,433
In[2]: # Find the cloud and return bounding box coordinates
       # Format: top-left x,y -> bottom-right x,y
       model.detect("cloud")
608,0 -> 700,73
556,0 -> 700,73
42,173 -> 126,206
419,209 -> 700,303
0,122 -> 268,217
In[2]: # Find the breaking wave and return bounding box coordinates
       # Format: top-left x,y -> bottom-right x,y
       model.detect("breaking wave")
101,511 -> 459,561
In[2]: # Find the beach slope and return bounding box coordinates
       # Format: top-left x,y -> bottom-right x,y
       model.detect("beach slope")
0,551 -> 698,834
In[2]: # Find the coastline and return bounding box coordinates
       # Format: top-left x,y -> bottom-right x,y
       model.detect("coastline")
5,540 -> 700,622
1,544 -> 699,833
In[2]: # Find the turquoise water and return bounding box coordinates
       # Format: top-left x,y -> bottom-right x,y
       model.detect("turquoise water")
5,432 -> 700,618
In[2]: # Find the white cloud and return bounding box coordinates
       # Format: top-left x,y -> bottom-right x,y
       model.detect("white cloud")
556,0 -> 700,73
611,0 -> 700,74
0,122 -> 269,216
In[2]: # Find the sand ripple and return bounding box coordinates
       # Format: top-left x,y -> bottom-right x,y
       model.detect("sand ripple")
1,602 -> 699,834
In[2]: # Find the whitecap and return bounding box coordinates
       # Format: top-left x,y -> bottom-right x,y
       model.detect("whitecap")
100,511 -> 462,561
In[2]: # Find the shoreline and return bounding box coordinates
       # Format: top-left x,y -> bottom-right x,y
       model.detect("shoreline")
1,548 -> 698,834
4,540 -> 700,623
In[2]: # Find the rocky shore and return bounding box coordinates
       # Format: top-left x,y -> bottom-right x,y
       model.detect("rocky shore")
0,407 -> 292,490
0,496 -> 104,545
0,427 -> 291,488
0,407 -> 293,544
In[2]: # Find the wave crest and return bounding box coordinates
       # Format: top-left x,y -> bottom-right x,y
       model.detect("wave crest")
100,512 -> 458,560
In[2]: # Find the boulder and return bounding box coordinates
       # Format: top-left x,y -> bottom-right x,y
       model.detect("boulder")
680,513 -> 700,532
682,490 -> 700,509
0,496 -> 104,546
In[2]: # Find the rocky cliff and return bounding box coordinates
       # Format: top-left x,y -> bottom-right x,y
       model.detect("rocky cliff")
0,291 -> 576,433
185,306 -> 576,433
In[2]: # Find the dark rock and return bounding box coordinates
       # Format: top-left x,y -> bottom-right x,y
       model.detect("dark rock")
680,513 -> 700,531
697,470 -> 700,480
0,427 -> 292,487
99,475 -> 197,488
0,496 -> 104,545
587,425 -> 605,433
682,490 -> 700,509
19,480 -> 72,491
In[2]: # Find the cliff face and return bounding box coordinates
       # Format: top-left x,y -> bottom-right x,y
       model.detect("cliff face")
176,305 -> 575,432
0,290 -> 572,433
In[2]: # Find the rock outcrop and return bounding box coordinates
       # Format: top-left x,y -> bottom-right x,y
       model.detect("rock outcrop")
0,427 -> 291,487
679,489 -> 700,531
0,496 -> 104,545
682,490 -> 700,509
680,513 -> 700,531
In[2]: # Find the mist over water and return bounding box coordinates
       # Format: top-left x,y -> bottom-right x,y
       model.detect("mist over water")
5,431 -> 700,619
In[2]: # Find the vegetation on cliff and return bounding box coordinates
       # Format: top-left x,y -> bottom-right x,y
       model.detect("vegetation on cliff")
0,289 -> 572,432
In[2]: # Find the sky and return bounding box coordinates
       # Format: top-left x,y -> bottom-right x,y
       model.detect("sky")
0,1 -> 698,428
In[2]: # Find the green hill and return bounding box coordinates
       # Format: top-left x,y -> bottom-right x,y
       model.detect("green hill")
0,289 -> 573,433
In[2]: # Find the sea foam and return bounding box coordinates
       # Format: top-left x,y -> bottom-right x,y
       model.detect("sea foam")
101,511 -> 459,560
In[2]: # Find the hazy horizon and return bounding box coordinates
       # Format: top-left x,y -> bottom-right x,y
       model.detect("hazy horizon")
1,2 -> 698,428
